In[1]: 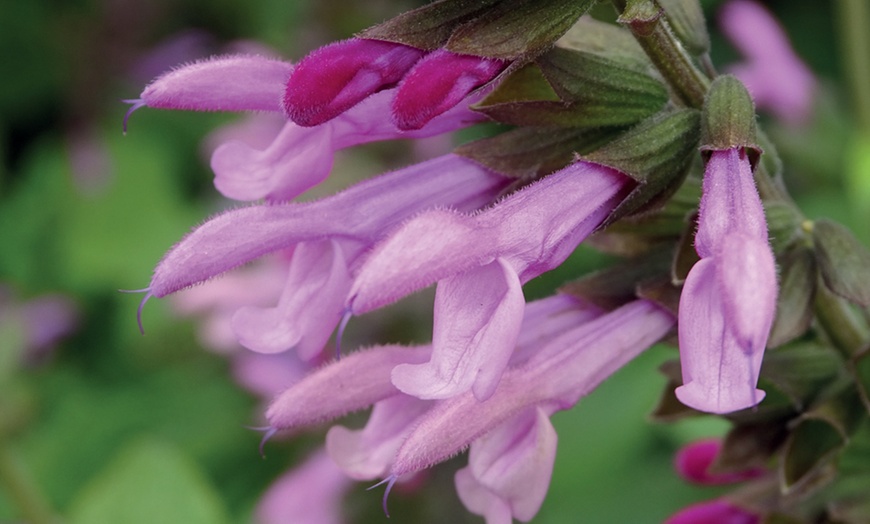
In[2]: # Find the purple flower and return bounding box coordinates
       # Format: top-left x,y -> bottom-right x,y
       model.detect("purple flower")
127,54 -> 485,202
665,499 -> 759,524
674,438 -> 765,485
146,154 -> 508,359
265,298 -> 674,522
346,161 -> 634,400
719,0 -> 816,126
676,147 -> 777,414
283,38 -> 425,126
391,49 -> 506,130
0,286 -> 79,365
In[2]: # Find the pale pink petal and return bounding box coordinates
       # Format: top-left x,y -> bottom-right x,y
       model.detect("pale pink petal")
325,395 -> 432,480
391,258 -> 524,400
232,240 -> 352,359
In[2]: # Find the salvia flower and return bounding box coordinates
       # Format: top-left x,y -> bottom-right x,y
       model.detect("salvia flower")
674,438 -> 765,485
346,160 -> 634,400
265,298 -> 674,522
127,54 -> 486,202
146,154 -> 508,359
676,146 -> 777,414
665,499 -> 760,524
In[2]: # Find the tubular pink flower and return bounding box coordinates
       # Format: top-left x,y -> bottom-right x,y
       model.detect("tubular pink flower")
455,407 -> 558,524
147,155 -> 507,357
719,0 -> 816,126
348,161 -> 633,400
129,54 -> 486,202
665,499 -> 760,524
676,148 -> 777,414
283,38 -> 425,127
674,438 -> 765,485
390,300 -> 675,478
391,49 -> 506,131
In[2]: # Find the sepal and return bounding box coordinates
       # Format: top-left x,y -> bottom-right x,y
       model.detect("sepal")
812,219 -> 870,307
658,0 -> 709,56
768,245 -> 816,348
701,75 -> 761,164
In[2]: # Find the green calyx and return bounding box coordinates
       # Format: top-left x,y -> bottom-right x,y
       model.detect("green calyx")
701,75 -> 762,165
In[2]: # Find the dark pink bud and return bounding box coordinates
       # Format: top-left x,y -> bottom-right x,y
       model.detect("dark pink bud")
391,50 -> 506,130
283,38 -> 424,126
665,499 -> 759,524
674,438 -> 764,485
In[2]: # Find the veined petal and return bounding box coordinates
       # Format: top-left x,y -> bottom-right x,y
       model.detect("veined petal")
717,233 -> 777,353
231,240 -> 352,359
149,154 -> 507,297
141,54 -> 292,112
266,345 -> 431,430
325,395 -> 432,480
464,407 -> 557,522
510,294 -> 603,366
283,38 -> 424,126
695,148 -> 768,258
349,161 -> 632,314
391,258 -> 524,401
676,259 -> 766,414
392,49 -> 506,131
454,469 -> 514,524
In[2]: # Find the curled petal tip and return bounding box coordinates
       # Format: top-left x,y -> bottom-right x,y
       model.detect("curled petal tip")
252,426 -> 279,458
121,99 -> 147,135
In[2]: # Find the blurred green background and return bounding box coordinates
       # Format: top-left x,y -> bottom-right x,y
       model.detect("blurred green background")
0,0 -> 866,523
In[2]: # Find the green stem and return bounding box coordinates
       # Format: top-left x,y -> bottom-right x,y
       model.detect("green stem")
615,0 -> 710,108
0,439 -> 59,524
836,0 -> 870,135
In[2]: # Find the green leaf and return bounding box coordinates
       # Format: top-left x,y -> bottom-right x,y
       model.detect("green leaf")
760,341 -> 843,407
446,0 -> 596,59
455,126 -> 624,179
768,245 -> 817,348
69,438 -> 230,524
850,349 -> 870,415
359,0 -> 500,51
555,16 -> 648,65
812,219 -> 870,306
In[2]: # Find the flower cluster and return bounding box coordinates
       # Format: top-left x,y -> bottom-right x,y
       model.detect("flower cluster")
123,0 -> 870,522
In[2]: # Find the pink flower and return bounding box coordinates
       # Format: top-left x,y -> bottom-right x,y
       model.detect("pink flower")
674,438 -> 765,485
145,154 -> 508,359
347,160 -> 634,400
676,147 -> 777,414
665,499 -> 759,524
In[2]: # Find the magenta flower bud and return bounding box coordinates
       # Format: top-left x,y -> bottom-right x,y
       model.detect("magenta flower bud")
391,49 -> 506,130
283,38 -> 425,126
665,499 -> 759,524
676,147 -> 777,414
674,438 -> 764,485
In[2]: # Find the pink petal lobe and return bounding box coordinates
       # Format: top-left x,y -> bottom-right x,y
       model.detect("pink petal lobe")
391,258 -> 524,400
325,395 -> 432,480
232,240 -> 351,359
676,259 -> 766,414
141,54 -> 292,112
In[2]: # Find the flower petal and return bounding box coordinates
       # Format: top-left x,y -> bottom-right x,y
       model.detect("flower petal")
391,258 -> 524,400
232,240 -> 352,359
266,345 -> 431,430
325,395 -> 432,480
141,54 -> 292,112
676,258 -> 766,414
